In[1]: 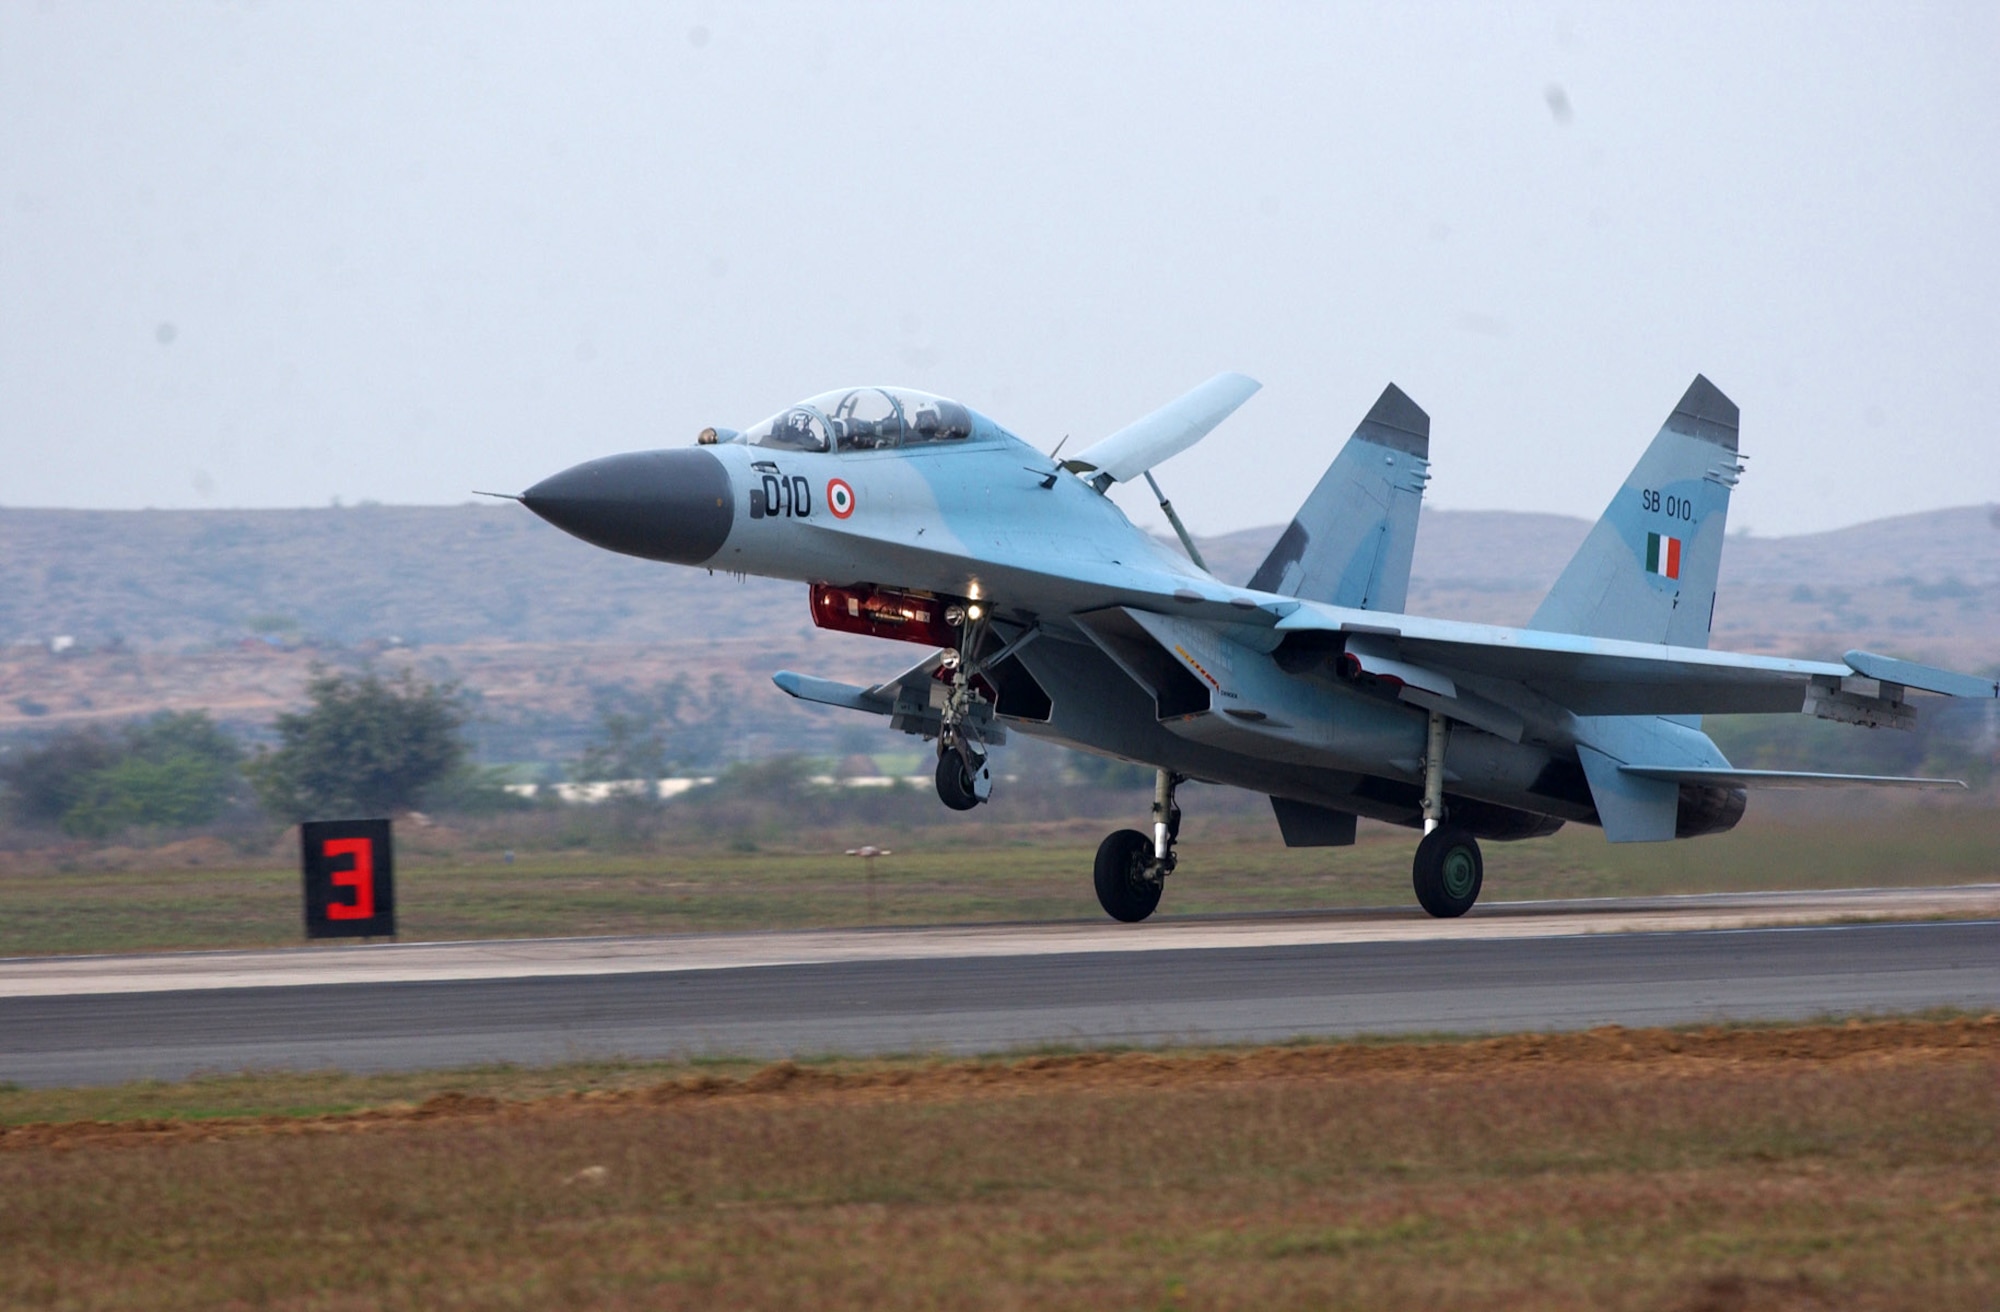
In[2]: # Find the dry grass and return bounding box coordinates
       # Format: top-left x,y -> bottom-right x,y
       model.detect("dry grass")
3,1019 -> 1997,1310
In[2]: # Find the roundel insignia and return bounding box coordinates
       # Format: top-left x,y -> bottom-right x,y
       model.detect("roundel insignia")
826,478 -> 856,519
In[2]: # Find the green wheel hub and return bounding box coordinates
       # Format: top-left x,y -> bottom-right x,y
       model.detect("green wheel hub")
1440,845 -> 1479,901
1412,825 -> 1483,919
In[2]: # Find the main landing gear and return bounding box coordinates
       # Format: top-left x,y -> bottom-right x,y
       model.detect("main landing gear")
1084,713 -> 1490,923
1093,769 -> 1180,923
1412,709 -> 1482,918
1412,826 -> 1482,917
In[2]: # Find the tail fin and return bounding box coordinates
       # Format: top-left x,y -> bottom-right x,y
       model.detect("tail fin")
1246,383 -> 1429,611
1529,375 -> 1744,648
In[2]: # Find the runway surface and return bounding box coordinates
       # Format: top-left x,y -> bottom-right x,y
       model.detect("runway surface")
3,887 -> 1997,1088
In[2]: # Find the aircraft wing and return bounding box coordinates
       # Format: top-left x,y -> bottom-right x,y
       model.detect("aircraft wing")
1274,603 -> 1998,720
1618,766 -> 1965,790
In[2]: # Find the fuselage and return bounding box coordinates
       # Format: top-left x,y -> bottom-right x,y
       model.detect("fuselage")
523,389 -> 1737,840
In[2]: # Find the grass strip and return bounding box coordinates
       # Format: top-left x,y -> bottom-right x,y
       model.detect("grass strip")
3,806 -> 1997,957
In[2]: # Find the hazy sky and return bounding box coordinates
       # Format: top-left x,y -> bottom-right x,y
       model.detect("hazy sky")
3,2 -> 1995,538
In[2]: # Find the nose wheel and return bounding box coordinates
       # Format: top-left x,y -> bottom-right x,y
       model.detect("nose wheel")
935,741 -> 991,811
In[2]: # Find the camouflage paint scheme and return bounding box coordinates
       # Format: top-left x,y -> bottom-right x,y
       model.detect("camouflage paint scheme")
521,375 -> 1997,916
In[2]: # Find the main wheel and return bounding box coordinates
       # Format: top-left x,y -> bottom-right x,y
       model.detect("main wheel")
1412,826 -> 1483,918
1093,828 -> 1163,923
935,752 -> 981,811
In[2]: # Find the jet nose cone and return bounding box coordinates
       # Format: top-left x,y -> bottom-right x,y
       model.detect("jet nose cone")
523,448 -> 733,565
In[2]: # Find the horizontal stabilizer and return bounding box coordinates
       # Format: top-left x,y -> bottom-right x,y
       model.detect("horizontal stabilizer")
1064,372 -> 1261,486
1844,651 -> 2000,700
1619,766 -> 1967,791
772,671 -> 890,715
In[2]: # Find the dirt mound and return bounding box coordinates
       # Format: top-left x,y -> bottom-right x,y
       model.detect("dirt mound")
6,1015 -> 1994,1153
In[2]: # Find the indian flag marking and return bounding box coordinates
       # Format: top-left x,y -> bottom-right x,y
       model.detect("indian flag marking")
1645,532 -> 1682,580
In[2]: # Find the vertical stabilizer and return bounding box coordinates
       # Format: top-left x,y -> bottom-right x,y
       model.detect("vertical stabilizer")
1529,376 -> 1743,648
1246,383 -> 1430,611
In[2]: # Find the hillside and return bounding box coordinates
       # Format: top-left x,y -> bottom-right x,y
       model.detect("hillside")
1,503 -> 1993,765
5,503 -> 1997,657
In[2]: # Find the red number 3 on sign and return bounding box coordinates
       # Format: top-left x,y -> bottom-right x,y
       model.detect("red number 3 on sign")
322,837 -> 375,920
302,818 -> 395,939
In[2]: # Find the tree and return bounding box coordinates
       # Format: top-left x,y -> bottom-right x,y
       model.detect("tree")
574,708 -> 669,783
249,668 -> 468,820
0,712 -> 246,837
0,729 -> 123,828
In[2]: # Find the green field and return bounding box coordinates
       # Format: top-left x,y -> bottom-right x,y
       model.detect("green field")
1,801 -> 1994,957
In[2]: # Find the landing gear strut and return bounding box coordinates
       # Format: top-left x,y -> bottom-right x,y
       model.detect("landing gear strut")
1412,709 -> 1482,917
1093,769 -> 1179,923
933,603 -> 994,811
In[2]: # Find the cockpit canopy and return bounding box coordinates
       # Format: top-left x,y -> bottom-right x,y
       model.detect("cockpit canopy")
735,387 -> 977,454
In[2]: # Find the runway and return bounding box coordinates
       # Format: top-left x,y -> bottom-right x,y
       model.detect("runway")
3,887 -> 1997,1088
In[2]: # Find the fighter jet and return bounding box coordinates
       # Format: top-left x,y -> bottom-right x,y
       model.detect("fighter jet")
519,375 -> 1997,922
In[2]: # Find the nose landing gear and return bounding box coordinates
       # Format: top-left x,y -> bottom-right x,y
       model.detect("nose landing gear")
931,603 -> 998,812
1092,769 -> 1180,922
935,738 -> 992,811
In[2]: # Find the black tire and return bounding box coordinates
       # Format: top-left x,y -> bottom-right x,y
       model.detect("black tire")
1412,826 -> 1483,918
1093,828 -> 1163,923
935,752 -> 981,811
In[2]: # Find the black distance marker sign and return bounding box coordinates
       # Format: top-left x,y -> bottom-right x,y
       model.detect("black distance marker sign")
302,818 -> 396,939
